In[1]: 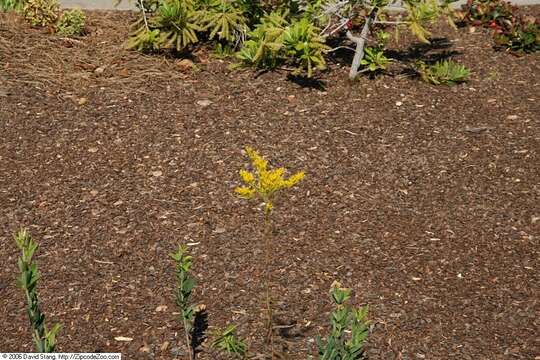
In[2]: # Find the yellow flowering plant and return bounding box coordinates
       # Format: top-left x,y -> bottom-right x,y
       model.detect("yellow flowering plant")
235,146 -> 304,216
235,146 -> 305,358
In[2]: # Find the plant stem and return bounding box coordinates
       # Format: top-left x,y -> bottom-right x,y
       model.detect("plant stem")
263,207 -> 274,360
138,0 -> 149,31
347,7 -> 379,79
182,312 -> 194,360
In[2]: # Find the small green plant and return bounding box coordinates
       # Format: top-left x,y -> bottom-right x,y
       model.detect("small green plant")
127,28 -> 164,52
15,229 -> 61,353
56,9 -> 86,36
282,17 -> 328,77
459,0 -> 539,55
170,244 -> 198,360
494,17 -> 540,54
459,0 -> 515,27
210,325 -> 248,359
418,59 -> 470,85
23,0 -> 60,27
235,10 -> 289,71
317,282 -> 369,360
0,0 -> 23,12
235,11 -> 328,77
212,42 -> 235,58
360,47 -> 389,73
235,146 -> 305,354
127,0 -> 202,52
201,0 -> 247,42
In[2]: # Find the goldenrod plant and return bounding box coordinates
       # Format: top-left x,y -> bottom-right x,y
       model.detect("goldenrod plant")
56,8 -> 86,36
235,146 -> 304,356
317,282 -> 370,360
170,245 -> 198,360
235,146 -> 305,214
23,0 -> 59,27
15,229 -> 61,353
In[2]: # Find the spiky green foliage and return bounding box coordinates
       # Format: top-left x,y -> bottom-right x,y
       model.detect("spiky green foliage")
15,229 -> 61,353
418,59 -> 470,85
317,282 -> 369,360
56,9 -> 86,36
23,0 -> 59,26
235,10 -> 289,70
155,0 -> 202,49
236,11 -> 327,77
125,0 -> 462,78
282,17 -> 328,77
127,0 -> 202,52
127,28 -> 164,51
210,325 -> 248,359
0,0 -> 23,12
201,0 -> 247,42
404,0 -> 442,43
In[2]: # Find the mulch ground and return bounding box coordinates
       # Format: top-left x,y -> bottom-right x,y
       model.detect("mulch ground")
0,7 -> 539,360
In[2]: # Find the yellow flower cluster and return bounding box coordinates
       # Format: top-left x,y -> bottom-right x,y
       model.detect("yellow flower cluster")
235,146 -> 305,213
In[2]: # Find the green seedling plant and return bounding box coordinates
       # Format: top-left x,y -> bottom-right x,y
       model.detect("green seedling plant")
0,0 -> 23,11
170,245 -> 198,360
15,229 -> 61,353
360,47 -> 389,73
56,8 -> 86,36
235,146 -> 304,356
418,59 -> 470,85
317,282 -> 369,360
210,325 -> 248,359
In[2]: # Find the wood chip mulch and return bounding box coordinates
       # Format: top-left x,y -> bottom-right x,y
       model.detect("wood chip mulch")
1,7 -> 539,360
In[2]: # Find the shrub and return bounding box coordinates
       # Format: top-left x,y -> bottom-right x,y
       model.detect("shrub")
494,16 -> 540,54
124,0 -> 456,78
23,0 -> 59,27
56,9 -> 86,36
459,0 -> 539,54
15,229 -> 61,353
459,0 -> 515,27
418,59 -> 470,85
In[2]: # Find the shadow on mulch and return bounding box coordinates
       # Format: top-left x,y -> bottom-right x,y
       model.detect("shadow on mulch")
387,37 -> 461,64
192,309 -> 209,356
286,74 -> 326,91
